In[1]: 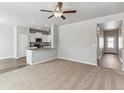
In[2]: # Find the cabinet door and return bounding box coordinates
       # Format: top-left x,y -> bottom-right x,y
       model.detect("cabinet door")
42,35 -> 51,42
30,33 -> 36,42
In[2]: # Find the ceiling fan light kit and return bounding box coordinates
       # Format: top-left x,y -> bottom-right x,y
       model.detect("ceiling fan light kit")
40,2 -> 76,20
54,12 -> 63,17
54,6 -> 63,17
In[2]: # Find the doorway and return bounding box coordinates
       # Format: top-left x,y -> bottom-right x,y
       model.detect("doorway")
97,20 -> 123,70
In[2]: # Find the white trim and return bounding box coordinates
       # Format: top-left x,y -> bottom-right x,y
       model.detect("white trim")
0,56 -> 26,60
13,57 -> 20,59
122,66 -> 124,71
27,57 -> 57,65
119,56 -> 123,63
0,56 -> 15,60
13,56 -> 26,60
27,56 -> 97,66
99,55 -> 102,60
57,57 -> 97,66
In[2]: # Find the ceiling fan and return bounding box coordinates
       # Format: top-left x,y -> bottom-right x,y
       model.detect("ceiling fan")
40,2 -> 76,20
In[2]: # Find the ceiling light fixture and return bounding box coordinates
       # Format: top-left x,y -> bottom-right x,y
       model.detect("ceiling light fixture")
54,12 -> 63,17
54,6 -> 63,17
40,2 -> 76,20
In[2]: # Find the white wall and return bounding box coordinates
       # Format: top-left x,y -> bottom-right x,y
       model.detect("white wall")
58,13 -> 124,66
0,25 -> 14,59
58,21 -> 97,65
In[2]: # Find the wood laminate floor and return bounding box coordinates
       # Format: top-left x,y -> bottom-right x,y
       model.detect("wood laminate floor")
0,59 -> 124,89
0,57 -> 27,74
99,54 -> 122,70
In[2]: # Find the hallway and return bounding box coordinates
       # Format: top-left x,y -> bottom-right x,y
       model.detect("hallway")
99,54 -> 122,70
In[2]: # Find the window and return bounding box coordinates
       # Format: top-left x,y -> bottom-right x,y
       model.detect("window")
119,37 -> 123,49
107,37 -> 114,48
99,37 -> 104,48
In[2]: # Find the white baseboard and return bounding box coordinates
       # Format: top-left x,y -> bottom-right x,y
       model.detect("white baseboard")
27,56 -> 97,66
99,54 -> 103,60
14,56 -> 26,59
28,57 -> 57,65
122,66 -> 124,71
0,56 -> 15,60
57,57 -> 97,66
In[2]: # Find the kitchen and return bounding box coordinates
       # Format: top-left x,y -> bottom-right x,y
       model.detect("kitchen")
15,25 -> 58,65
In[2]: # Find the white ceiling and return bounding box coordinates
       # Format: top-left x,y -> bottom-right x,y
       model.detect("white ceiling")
98,20 -> 122,31
0,2 -> 124,29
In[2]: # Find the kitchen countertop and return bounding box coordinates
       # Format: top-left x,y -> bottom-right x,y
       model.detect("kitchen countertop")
27,47 -> 52,50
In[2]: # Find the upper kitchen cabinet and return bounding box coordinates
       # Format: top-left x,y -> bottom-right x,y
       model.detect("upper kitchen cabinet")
29,25 -> 58,49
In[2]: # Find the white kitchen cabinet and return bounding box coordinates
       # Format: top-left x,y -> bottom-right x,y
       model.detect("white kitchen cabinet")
30,33 -> 37,42
29,25 -> 58,49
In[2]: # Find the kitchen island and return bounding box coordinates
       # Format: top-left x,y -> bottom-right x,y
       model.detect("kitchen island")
26,48 -> 57,65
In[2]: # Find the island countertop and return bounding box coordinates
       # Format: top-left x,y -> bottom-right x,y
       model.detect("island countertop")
27,46 -> 52,50
26,48 -> 57,65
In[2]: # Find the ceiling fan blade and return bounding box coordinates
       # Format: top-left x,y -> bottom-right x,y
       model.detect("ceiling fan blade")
58,2 -> 63,8
40,9 -> 53,12
61,15 -> 66,20
63,10 -> 76,13
48,15 -> 54,19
